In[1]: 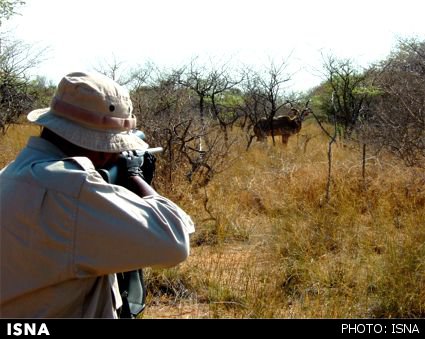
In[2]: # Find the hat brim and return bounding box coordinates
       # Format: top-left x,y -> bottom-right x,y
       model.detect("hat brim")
27,108 -> 149,153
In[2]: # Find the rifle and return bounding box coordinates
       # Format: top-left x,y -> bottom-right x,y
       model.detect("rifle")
98,130 -> 163,318
98,130 -> 163,185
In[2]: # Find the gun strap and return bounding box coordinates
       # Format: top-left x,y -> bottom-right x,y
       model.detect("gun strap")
117,269 -> 146,318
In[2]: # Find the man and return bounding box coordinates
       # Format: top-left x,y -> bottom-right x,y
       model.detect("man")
0,72 -> 195,318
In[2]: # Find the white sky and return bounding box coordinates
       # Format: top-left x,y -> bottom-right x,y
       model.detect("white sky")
4,0 -> 425,91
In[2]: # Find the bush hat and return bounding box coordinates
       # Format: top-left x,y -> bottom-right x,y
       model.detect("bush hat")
27,71 -> 148,153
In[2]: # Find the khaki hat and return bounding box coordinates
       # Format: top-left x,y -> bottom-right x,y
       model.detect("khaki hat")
27,71 -> 148,153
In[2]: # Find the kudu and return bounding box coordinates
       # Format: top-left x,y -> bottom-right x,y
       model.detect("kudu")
253,103 -> 312,145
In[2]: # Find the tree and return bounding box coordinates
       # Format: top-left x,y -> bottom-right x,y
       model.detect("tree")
93,55 -> 134,86
320,56 -> 373,139
0,0 -> 48,133
240,61 -> 292,148
127,63 -> 227,190
28,76 -> 56,109
365,38 -> 425,166
177,58 -> 216,132
204,67 -> 242,146
0,0 -> 25,26
0,38 -> 47,133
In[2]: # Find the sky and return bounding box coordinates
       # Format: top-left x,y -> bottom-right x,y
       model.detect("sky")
3,0 -> 425,91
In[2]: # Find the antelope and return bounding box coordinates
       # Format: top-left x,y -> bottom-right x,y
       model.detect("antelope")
253,103 -> 312,145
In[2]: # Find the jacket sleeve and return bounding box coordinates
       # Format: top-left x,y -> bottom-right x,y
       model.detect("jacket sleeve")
72,167 -> 195,278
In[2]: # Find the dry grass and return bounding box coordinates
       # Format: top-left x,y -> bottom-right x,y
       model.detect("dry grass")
0,124 -> 41,167
144,122 -> 425,318
1,122 -> 424,318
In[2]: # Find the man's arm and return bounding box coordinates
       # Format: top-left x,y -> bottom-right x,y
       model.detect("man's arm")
73,169 -> 194,276
126,175 -> 158,198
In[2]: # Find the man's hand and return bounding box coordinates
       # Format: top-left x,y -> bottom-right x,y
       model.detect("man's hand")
116,151 -> 143,186
117,150 -> 156,186
116,151 -> 157,197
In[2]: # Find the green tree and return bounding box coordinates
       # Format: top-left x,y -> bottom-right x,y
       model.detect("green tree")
0,0 -> 25,25
28,76 -> 56,108
0,0 -> 48,134
320,56 -> 376,139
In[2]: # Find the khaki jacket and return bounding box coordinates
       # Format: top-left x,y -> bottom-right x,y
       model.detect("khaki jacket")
0,137 -> 194,318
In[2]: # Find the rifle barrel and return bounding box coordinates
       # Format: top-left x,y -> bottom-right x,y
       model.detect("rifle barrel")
146,147 -> 163,154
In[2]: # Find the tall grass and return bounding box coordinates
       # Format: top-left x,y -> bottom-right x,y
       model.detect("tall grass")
1,122 -> 424,318
0,124 -> 41,167
144,122 -> 425,318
